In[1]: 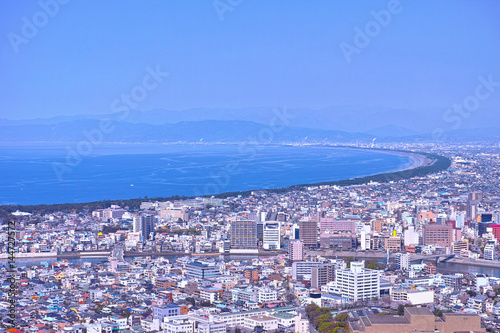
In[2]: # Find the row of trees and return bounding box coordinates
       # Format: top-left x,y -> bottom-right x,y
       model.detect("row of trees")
305,303 -> 348,333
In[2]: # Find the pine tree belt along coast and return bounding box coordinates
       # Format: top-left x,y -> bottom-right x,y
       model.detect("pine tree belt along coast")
0,147 -> 451,217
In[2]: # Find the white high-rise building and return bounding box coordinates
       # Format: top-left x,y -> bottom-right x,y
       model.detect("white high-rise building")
395,253 -> 410,270
263,222 -> 280,250
404,226 -> 420,246
360,230 -> 371,250
484,241 -> 496,260
133,214 -> 141,233
335,261 -> 380,301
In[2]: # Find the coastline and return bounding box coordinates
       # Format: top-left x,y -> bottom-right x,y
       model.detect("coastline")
209,147 -> 448,197
0,145 -> 450,213
336,146 -> 433,171
385,149 -> 432,171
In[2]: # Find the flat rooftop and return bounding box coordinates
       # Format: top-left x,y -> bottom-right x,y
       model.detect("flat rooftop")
405,307 -> 433,316
367,315 -> 410,325
248,315 -> 275,322
443,312 -> 479,317
270,312 -> 295,319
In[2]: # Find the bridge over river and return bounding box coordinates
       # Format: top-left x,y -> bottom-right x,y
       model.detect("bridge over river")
310,250 -> 500,268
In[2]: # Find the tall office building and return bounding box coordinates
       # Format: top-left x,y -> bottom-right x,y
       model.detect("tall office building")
319,218 -> 356,234
360,230 -> 371,250
288,239 -> 304,262
133,214 -> 157,241
292,224 -> 300,239
469,191 -> 483,201
263,222 -> 280,250
403,226 -> 419,246
484,241 -> 496,260
256,221 -> 264,241
478,221 -> 493,237
292,261 -> 323,280
319,216 -> 335,233
423,224 -> 452,247
335,261 -> 380,301
491,225 -> 500,241
395,253 -> 410,270
230,220 -> 257,249
466,191 -> 482,221
443,274 -> 462,291
299,219 -> 318,248
455,212 -> 465,229
133,214 -> 141,234
311,264 -> 335,289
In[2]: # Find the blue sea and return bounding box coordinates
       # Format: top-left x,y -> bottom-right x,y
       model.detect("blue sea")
0,144 -> 413,205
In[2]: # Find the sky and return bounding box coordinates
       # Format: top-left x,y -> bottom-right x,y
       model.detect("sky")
1,0 -> 500,120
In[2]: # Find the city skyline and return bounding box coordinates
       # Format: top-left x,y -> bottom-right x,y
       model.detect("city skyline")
2,2 -> 500,332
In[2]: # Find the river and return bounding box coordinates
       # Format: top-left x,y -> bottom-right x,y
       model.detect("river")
5,255 -> 500,277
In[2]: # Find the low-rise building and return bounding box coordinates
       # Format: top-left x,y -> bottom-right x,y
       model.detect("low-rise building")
349,307 -> 483,333
244,315 -> 278,331
390,287 -> 434,305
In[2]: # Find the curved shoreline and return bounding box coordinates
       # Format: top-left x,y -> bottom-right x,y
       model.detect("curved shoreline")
210,148 -> 449,198
0,146 -> 450,214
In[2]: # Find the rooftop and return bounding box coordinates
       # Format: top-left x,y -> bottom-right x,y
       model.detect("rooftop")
405,307 -> 433,316
367,315 -> 410,325
248,315 -> 276,322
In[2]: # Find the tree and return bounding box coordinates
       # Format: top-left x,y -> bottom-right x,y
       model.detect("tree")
365,260 -> 378,270
305,303 -> 319,319
334,313 -> 348,322
397,304 -> 405,316
121,309 -> 131,318
466,290 -> 477,297
345,256 -> 355,267
313,313 -> 331,328
318,321 -> 334,332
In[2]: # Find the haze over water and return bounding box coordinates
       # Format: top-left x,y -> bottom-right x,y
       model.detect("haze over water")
0,144 -> 413,205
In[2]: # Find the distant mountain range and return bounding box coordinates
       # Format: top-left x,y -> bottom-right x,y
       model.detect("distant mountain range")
1,107 -> 499,143
0,119 -> 375,143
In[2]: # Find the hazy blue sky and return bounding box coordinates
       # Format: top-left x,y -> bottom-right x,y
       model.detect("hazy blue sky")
1,1 -> 499,120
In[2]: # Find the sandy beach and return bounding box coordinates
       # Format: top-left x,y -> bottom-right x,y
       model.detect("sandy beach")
393,150 -> 434,171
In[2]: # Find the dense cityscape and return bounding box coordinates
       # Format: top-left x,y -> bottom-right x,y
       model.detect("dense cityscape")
2,0 -> 499,332
2,143 -> 500,332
